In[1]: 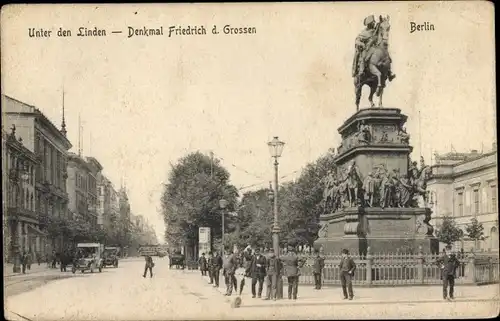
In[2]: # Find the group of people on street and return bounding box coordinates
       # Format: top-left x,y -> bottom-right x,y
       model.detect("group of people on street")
194,244 -> 461,303
197,245 -> 355,301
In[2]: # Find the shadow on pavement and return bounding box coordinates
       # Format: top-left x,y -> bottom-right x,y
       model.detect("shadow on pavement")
237,297 -> 499,309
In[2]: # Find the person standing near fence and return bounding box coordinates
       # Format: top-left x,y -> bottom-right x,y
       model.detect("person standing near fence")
437,245 -> 460,301
222,247 -> 238,296
250,248 -> 267,298
282,246 -> 301,300
339,249 -> 356,300
313,250 -> 325,290
198,253 -> 207,276
264,248 -> 280,301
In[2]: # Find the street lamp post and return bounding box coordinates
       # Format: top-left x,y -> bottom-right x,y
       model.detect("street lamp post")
267,136 -> 285,299
219,198 -> 228,256
267,136 -> 285,256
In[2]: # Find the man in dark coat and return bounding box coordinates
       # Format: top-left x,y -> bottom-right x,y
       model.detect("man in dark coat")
143,255 -> 154,278
250,248 -> 267,298
207,251 -> 214,284
198,253 -> 208,276
282,246 -> 302,300
339,249 -> 356,300
437,245 -> 460,300
264,248 -> 281,301
313,250 -> 325,289
210,251 -> 223,287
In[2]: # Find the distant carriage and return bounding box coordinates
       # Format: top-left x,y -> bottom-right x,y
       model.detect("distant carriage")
169,251 -> 185,269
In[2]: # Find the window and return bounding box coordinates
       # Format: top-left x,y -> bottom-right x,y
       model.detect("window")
457,191 -> 464,216
473,189 -> 480,214
491,185 -> 497,212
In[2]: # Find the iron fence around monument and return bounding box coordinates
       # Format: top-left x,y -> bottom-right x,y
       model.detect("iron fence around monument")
289,252 -> 499,286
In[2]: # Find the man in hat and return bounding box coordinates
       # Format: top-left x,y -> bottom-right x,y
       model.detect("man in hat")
282,246 -> 301,300
353,15 -> 377,78
250,248 -> 267,298
264,248 -> 280,300
436,245 -> 460,301
198,252 -> 208,276
313,249 -> 325,290
339,249 -> 356,300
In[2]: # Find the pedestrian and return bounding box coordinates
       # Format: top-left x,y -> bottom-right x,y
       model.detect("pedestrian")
211,251 -> 223,287
264,248 -> 280,301
143,255 -> 154,278
222,247 -> 238,296
207,252 -> 214,284
339,249 -> 356,300
37,252 -> 41,266
282,246 -> 301,300
198,253 -> 207,276
21,251 -> 27,274
313,249 -> 325,290
51,251 -> 57,269
250,248 -> 266,298
26,251 -> 32,270
437,245 -> 460,301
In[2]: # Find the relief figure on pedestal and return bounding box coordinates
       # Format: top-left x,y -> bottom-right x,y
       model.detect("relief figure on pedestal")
397,126 -> 410,144
322,169 -> 340,214
362,172 -> 376,207
346,161 -> 363,207
413,159 -> 431,207
353,15 -> 396,110
396,174 -> 414,207
379,168 -> 399,208
355,120 -> 372,145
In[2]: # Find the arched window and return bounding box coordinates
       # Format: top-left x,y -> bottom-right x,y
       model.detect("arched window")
490,227 -> 499,250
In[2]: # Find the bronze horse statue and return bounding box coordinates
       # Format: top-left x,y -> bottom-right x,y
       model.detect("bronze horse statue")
354,15 -> 395,111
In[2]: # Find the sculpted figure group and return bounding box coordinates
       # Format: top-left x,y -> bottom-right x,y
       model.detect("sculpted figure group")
322,157 -> 431,214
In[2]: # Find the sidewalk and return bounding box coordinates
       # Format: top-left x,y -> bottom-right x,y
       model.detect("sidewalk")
187,270 -> 499,307
3,263 -> 55,278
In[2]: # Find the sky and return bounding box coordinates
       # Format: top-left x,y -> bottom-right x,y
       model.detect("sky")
1,2 -> 495,241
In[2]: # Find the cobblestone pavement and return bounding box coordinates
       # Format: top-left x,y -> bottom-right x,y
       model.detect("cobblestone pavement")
4,258 -> 499,320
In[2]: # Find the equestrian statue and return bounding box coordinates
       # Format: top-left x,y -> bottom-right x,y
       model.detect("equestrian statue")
353,15 -> 396,111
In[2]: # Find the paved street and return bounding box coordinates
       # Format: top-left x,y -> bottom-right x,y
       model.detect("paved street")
5,258 -> 499,320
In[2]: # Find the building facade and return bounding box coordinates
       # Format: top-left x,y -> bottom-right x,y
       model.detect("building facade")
97,173 -> 120,229
428,145 -> 498,251
66,153 -> 103,229
3,95 -> 72,256
2,125 -> 42,261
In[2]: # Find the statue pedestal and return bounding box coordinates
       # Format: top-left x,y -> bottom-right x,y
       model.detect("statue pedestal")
334,108 -> 413,178
315,207 -> 439,255
314,107 -> 438,255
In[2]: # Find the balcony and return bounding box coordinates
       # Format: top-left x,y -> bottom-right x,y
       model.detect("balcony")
7,207 -> 38,223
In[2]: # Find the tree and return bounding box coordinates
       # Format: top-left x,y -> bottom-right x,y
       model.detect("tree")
162,152 -> 238,252
465,218 -> 487,250
436,216 -> 464,246
278,150 -> 336,247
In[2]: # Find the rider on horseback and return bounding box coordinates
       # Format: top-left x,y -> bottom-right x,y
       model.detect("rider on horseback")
353,15 -> 396,81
